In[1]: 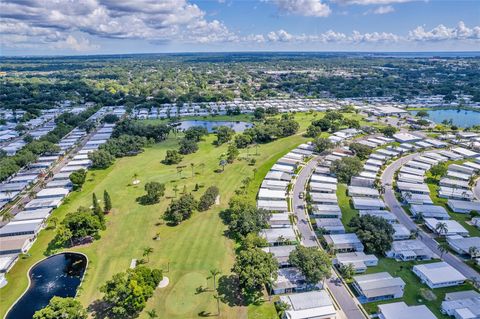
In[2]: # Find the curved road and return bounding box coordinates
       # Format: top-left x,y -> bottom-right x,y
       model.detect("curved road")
293,157 -> 367,319
381,154 -> 480,282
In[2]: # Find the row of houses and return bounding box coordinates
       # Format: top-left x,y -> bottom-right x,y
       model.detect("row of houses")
257,143 -> 340,319
0,108 -> 125,287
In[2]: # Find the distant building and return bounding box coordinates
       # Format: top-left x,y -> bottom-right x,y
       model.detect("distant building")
352,272 -> 405,303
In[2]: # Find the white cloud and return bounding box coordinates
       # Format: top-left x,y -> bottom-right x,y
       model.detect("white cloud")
371,5 -> 395,14
0,0 -> 236,48
269,0 -> 331,17
409,21 -> 480,41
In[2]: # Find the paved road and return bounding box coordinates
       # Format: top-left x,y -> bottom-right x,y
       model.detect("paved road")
1,125 -> 102,226
381,154 -> 480,282
292,157 -> 367,319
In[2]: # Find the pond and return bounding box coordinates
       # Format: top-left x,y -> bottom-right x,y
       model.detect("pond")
174,120 -> 253,132
410,109 -> 480,128
6,252 -> 87,319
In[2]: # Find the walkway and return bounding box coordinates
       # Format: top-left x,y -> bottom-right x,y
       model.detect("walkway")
292,156 -> 367,319
381,154 -> 480,282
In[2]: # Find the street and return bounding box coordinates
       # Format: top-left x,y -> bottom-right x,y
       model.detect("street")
381,154 -> 480,282
292,156 -> 367,319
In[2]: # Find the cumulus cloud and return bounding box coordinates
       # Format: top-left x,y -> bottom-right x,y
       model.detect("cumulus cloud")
55,35 -> 99,52
0,0 -> 236,49
245,22 -> 480,45
409,21 -> 480,41
269,0 -> 331,17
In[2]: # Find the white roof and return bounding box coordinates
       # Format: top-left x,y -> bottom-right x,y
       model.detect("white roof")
413,262 -> 466,285
379,302 -> 437,319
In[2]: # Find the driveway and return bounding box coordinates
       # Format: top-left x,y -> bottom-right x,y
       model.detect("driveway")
292,156 -> 367,319
381,154 -> 480,282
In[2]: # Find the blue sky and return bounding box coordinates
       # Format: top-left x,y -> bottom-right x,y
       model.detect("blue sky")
0,0 -> 479,55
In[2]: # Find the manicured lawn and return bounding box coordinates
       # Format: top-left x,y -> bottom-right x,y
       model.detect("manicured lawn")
141,113 -> 254,125
1,112 -> 323,319
362,258 -> 477,318
337,183 -> 358,232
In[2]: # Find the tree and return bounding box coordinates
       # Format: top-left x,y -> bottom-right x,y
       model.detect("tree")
147,309 -> 158,319
209,268 -> 221,291
60,207 -> 104,244
231,247 -> 278,293
312,137 -> 333,153
223,196 -> 271,238
92,193 -> 105,226
339,263 -> 355,281
146,309 -> 159,319
380,125 -> 397,137
143,182 -> 166,204
226,143 -> 239,163
198,186 -> 220,211
349,142 -> 372,160
435,221 -> 448,236
253,107 -> 265,120
103,190 -> 112,213
305,125 -> 321,138
163,193 -> 197,225
215,126 -> 235,145
89,149 -> 115,169
349,215 -> 394,254
100,266 -> 163,318
330,156 -> 363,184
69,169 -> 87,190
429,163 -> 448,179
234,134 -> 253,149
33,297 -> 87,319
219,159 -> 227,172
178,138 -> 198,155
1,211 -> 14,223
416,110 -> 429,118
162,149 -> 183,165
288,246 -> 331,285
143,247 -> 154,263
468,246 -> 479,259
183,126 -> 208,142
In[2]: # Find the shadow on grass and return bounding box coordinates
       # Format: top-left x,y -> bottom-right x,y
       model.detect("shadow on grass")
88,300 -> 111,319
217,275 -> 246,307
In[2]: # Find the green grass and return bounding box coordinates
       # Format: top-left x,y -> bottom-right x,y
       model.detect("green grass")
0,112 -> 324,319
362,258 -> 477,318
337,183 -> 358,231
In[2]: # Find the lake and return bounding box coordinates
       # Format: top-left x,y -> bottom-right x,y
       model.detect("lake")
411,109 -> 480,128
175,120 -> 253,132
6,253 -> 87,319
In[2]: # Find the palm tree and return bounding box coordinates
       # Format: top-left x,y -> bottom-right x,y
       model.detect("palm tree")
28,190 -> 36,199
1,211 -> 14,223
143,247 -> 154,263
209,269 -> 221,291
435,222 -> 448,236
416,212 -> 425,223
410,229 -> 420,239
146,309 -> 158,319
275,301 -> 291,318
219,159 -> 227,172
403,191 -> 412,203
253,168 -> 258,178
190,163 -> 195,177
468,246 -> 479,259
176,166 -> 183,178
199,163 -> 206,174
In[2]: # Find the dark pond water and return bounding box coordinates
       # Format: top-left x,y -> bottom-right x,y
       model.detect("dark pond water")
6,253 -> 87,319
410,109 -> 480,128
177,120 -> 253,132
